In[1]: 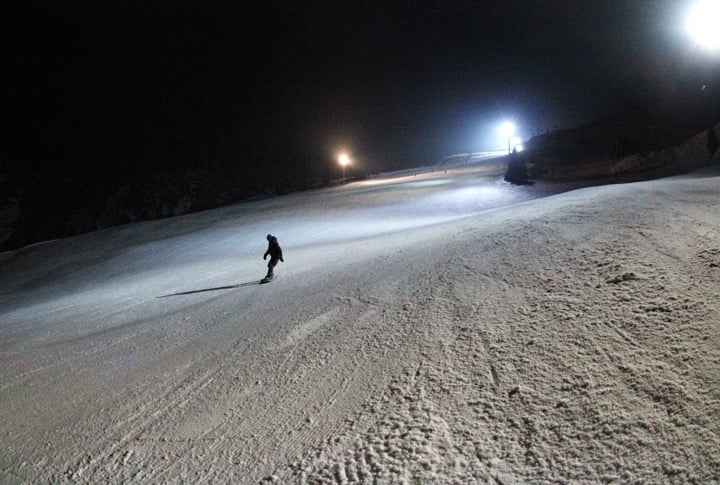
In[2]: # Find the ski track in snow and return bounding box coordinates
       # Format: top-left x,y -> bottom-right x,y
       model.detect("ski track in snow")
1,166 -> 720,483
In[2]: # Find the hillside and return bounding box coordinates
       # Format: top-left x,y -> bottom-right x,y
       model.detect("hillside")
522,116 -> 720,182
4,113 -> 719,253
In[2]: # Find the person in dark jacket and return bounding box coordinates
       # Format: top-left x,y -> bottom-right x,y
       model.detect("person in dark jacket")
263,234 -> 284,280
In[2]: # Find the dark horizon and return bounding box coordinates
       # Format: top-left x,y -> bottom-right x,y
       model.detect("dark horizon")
4,1 -> 719,174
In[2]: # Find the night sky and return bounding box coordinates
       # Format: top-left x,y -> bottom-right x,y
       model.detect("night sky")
4,0 -> 719,177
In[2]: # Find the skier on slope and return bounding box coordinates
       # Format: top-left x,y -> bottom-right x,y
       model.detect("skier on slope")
262,234 -> 284,282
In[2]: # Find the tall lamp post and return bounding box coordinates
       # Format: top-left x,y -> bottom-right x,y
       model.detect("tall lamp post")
338,153 -> 350,184
500,121 -> 515,163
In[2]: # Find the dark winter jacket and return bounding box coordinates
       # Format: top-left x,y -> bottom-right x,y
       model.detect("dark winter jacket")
264,236 -> 283,262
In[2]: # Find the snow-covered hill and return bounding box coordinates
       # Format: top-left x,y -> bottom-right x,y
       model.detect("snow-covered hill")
1,164 -> 719,483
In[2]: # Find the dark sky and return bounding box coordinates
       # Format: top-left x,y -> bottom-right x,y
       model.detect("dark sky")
3,0 -> 718,176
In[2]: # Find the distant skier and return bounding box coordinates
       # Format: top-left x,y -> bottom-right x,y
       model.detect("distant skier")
262,234 -> 283,283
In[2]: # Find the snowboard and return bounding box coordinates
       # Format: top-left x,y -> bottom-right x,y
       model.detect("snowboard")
260,275 -> 274,284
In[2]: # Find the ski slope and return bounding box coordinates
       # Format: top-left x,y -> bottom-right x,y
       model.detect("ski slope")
1,164 -> 719,483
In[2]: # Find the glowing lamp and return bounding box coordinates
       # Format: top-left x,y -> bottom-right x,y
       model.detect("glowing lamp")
338,153 -> 351,184
500,121 -> 515,138
687,0 -> 720,51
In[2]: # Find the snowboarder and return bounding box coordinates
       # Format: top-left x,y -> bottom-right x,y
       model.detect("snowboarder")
262,234 -> 283,282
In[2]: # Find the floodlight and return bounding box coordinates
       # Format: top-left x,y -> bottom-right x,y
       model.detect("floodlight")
337,153 -> 351,184
500,121 -> 515,138
687,0 -> 720,51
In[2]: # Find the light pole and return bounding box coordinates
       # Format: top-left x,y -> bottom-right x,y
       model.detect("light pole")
500,121 -> 515,163
338,153 -> 350,184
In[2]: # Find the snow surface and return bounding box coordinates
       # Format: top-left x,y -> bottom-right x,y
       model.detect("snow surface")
1,164 -> 719,483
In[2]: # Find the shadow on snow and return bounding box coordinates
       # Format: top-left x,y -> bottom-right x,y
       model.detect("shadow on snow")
157,280 -> 263,298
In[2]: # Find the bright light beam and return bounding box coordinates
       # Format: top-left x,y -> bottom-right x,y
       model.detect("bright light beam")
499,121 -> 516,161
338,153 -> 351,184
686,0 -> 720,51
500,121 -> 515,138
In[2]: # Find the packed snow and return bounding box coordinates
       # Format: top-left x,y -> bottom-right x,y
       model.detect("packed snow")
1,163 -> 719,483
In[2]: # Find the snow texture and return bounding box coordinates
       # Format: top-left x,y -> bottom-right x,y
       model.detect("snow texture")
1,164 -> 719,483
